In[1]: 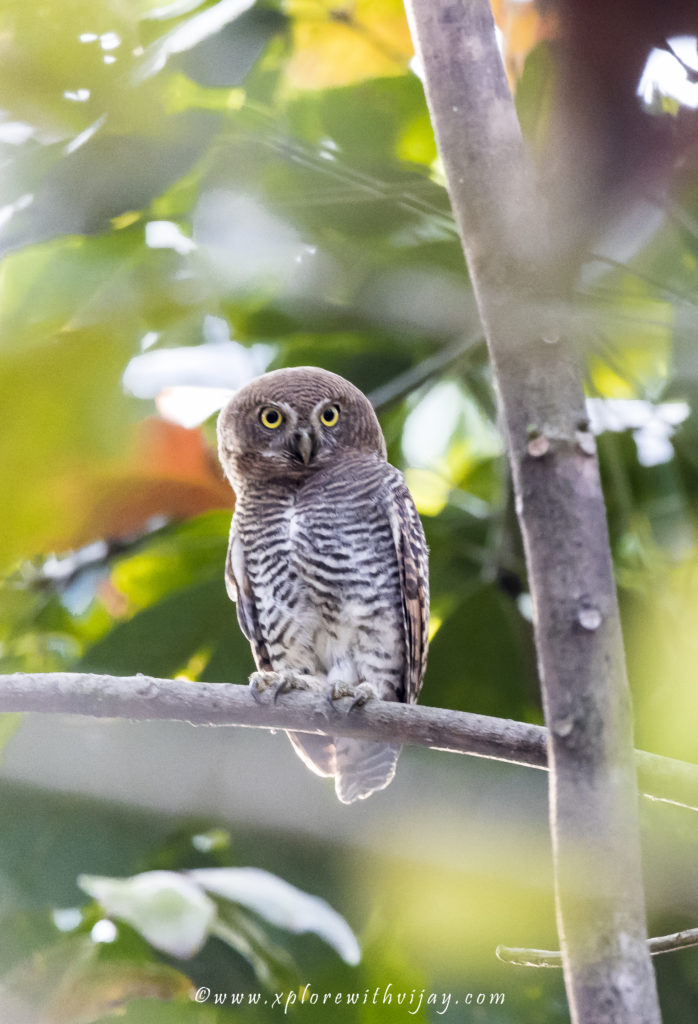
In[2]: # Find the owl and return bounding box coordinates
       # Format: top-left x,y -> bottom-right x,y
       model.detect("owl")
217,366 -> 429,803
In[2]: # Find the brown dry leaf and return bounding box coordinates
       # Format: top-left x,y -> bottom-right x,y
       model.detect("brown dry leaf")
0,937 -> 192,1024
284,0 -> 413,90
51,961 -> 193,1024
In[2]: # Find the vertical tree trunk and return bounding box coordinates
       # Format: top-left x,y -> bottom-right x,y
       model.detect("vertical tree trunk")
405,2 -> 662,1022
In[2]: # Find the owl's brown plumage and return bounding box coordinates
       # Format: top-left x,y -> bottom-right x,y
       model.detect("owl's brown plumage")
217,366 -> 429,803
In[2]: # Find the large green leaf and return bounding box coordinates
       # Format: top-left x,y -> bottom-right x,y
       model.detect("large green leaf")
0,116 -> 218,255
78,578 -> 250,680
426,584 -> 540,721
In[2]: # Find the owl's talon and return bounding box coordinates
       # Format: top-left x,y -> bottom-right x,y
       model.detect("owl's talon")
268,670 -> 312,703
348,682 -> 376,712
250,683 -> 267,704
273,673 -> 294,703
249,671 -> 277,703
326,682 -> 349,708
326,681 -> 376,712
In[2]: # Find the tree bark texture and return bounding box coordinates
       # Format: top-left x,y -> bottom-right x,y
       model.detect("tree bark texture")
405,2 -> 661,1022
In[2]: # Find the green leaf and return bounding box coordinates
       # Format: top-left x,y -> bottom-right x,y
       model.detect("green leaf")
0,116 -> 218,255
175,7 -> 288,88
0,328 -> 137,568
426,584 -> 540,721
77,578 -> 249,680
135,0 -> 258,80
515,41 -> 558,153
0,232 -> 142,351
211,904 -> 297,991
111,513 -> 231,609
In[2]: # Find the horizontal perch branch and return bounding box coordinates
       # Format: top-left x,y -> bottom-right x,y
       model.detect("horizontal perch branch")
0,672 -> 696,812
496,926 -> 698,968
0,670 -> 547,761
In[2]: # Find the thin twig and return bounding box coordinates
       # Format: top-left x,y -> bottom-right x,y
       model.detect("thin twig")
368,331 -> 483,411
0,672 -> 696,812
584,252 -> 696,306
497,927 -> 698,968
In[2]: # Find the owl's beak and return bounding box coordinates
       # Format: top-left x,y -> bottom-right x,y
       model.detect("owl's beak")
293,428 -> 315,465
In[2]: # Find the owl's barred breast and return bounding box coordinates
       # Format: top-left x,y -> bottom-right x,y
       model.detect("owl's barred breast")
234,451 -> 406,700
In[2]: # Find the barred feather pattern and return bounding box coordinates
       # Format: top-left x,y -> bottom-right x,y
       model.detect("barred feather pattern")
218,367 -> 429,803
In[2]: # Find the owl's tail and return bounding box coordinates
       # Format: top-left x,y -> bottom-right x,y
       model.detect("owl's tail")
335,738 -> 402,804
287,732 -> 402,803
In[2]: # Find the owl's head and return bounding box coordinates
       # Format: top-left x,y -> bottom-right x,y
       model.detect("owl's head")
217,366 -> 387,488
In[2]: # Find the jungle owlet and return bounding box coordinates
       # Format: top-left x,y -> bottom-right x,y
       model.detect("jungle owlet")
217,366 -> 429,803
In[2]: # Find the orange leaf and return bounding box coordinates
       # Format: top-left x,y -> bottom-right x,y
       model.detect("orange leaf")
490,0 -> 549,85
46,418 -> 234,554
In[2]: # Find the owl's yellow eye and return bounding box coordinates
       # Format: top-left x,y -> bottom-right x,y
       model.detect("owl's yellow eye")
320,404 -> 340,427
259,406 -> 283,429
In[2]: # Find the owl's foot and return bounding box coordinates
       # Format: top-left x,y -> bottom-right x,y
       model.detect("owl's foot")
249,671 -> 276,703
249,670 -> 313,704
327,681 -> 377,713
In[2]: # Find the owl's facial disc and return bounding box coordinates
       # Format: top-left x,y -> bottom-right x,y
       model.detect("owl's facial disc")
217,367 -> 388,491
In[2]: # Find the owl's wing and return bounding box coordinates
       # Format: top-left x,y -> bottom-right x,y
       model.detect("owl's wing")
386,476 -> 429,704
226,520 -> 337,775
225,522 -> 273,671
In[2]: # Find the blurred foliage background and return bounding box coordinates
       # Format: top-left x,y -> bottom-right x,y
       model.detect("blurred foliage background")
1,0 -> 698,1020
